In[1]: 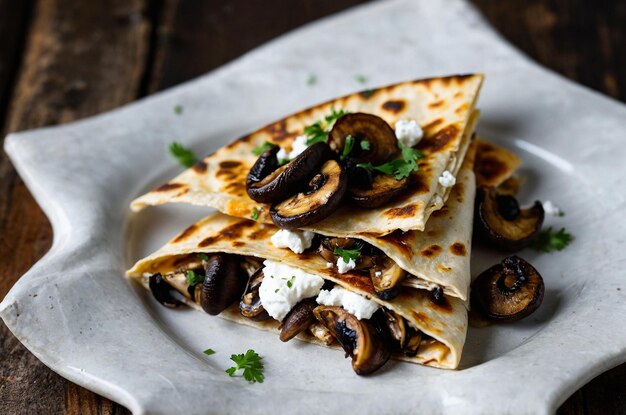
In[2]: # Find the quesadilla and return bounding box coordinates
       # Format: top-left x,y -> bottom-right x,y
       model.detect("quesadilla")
131,74 -> 483,235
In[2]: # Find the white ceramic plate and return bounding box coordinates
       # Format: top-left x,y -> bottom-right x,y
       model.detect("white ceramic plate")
3,0 -> 626,413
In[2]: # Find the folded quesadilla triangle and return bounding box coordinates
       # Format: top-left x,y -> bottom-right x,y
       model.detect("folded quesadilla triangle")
127,211 -> 468,369
131,74 -> 484,235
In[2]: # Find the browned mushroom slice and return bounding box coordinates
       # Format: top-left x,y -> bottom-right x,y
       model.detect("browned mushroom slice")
149,273 -> 182,308
309,323 -> 336,345
279,298 -> 318,342
328,113 -> 399,164
403,328 -> 423,356
383,309 -> 407,349
198,254 -> 248,315
370,262 -> 406,300
472,255 -> 545,322
239,268 -> 269,321
475,186 -> 545,251
270,160 -> 347,229
246,142 -> 330,203
313,306 -> 391,375
349,174 -> 409,208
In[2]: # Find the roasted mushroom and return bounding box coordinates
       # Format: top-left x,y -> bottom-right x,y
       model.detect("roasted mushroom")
279,298 -> 317,342
383,309 -> 407,349
313,306 -> 391,375
329,113 -> 399,164
149,273 -> 182,308
472,255 -> 545,322
403,328 -> 423,356
239,268 -> 269,321
309,322 -> 336,345
270,160 -> 347,229
349,174 -> 409,208
370,262 -> 406,300
475,186 -> 545,251
246,142 -> 330,203
198,254 -> 247,315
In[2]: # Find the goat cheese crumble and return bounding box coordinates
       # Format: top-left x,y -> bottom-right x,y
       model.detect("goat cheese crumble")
270,229 -> 315,254
277,135 -> 309,162
336,257 -> 356,274
258,260 -> 325,321
395,119 -> 423,147
316,286 -> 380,320
542,200 -> 563,217
438,170 -> 456,187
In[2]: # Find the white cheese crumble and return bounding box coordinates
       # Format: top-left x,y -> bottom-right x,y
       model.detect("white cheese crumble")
276,147 -> 288,161
395,119 -> 423,147
316,286 -> 380,320
432,194 -> 444,208
289,135 -> 309,159
326,262 -> 334,269
438,170 -> 456,187
336,257 -> 356,274
258,260 -> 325,321
374,271 -> 382,277
542,200 -> 563,217
270,229 -> 315,254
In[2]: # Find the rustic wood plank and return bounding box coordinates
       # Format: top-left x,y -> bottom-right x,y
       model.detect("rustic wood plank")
0,1 -> 151,414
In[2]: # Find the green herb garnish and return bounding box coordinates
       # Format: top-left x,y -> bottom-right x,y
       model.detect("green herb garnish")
197,253 -> 209,261
252,141 -> 275,155
286,276 -> 295,288
168,142 -> 198,168
333,247 -> 361,263
340,135 -> 355,160
203,348 -> 216,356
354,74 -> 367,84
304,108 -> 349,145
251,208 -> 260,221
174,105 -> 183,115
185,270 -> 204,286
358,142 -> 423,180
307,74 -> 317,85
532,227 -> 573,253
361,89 -> 374,98
360,140 -> 371,151
225,349 -> 264,383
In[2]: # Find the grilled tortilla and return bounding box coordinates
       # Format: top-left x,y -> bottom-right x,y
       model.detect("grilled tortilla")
131,74 -> 483,235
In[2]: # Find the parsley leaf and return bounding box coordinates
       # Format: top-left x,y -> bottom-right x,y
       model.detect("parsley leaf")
340,135 -> 355,160
354,74 -> 367,84
307,74 -> 317,85
168,142 -> 198,168
226,349 -> 264,383
251,208 -> 260,221
357,142 -> 423,180
197,253 -> 209,261
252,141 -> 276,155
174,105 -> 183,115
203,348 -> 216,356
532,227 -> 574,253
304,108 -> 349,145
360,140 -> 371,151
185,270 -> 204,286
333,247 -> 361,263
286,276 -> 295,288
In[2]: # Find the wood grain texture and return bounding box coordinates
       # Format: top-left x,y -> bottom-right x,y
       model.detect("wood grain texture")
0,0 -> 625,413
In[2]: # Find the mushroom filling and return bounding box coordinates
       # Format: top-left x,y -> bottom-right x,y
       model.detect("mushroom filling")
147,252 -> 436,375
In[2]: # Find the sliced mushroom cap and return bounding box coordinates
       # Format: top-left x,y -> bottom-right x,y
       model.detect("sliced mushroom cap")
270,160 -> 347,229
149,273 -> 182,308
403,328 -> 423,357
329,113 -> 398,164
246,142 -> 330,203
383,309 -> 407,349
349,174 -> 409,208
239,268 -> 269,321
370,262 -> 406,300
472,255 -> 545,322
313,306 -> 391,375
279,298 -> 318,342
309,322 -> 336,346
199,254 -> 248,315
476,187 -> 545,251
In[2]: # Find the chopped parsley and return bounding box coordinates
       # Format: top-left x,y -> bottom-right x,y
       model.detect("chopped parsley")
225,349 -> 264,383
286,275 -> 295,288
185,270 -> 204,286
361,89 -> 374,98
203,348 -> 216,356
354,74 -> 367,84
340,135 -> 356,160
168,142 -> 198,168
174,105 -> 183,115
333,247 -> 361,263
307,74 -> 317,85
304,108 -> 349,145
358,142 -> 423,180
532,227 -> 573,253
251,208 -> 260,221
360,140 -> 371,151
197,253 -> 209,261
252,141 -> 275,155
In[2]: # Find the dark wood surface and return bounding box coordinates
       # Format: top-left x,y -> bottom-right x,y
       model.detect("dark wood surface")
1,1 -> 624,413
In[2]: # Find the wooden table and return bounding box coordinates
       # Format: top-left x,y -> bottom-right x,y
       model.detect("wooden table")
1,1 -> 624,413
